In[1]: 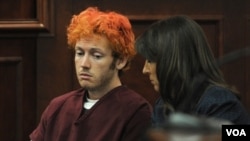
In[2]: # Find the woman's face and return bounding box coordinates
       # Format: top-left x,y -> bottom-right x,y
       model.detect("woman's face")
142,60 -> 159,92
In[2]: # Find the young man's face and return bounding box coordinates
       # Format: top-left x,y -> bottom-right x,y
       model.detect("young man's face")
74,35 -> 120,95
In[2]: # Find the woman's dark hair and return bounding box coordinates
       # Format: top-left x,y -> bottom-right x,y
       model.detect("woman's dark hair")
136,15 -> 238,112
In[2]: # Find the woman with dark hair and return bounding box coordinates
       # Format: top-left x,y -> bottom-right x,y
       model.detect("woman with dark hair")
136,15 -> 250,125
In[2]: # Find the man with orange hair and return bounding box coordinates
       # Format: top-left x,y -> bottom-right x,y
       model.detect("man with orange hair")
29,7 -> 152,141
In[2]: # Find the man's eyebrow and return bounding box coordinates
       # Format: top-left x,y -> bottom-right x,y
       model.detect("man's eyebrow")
90,47 -> 103,51
75,46 -> 82,50
74,46 -> 104,53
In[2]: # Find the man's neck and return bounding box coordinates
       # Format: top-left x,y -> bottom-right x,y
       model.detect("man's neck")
87,82 -> 122,100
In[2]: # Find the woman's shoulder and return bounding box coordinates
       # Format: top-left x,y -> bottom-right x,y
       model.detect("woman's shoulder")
200,86 -> 238,103
196,86 -> 250,124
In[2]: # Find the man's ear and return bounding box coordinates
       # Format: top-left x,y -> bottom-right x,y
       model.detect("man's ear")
116,57 -> 128,70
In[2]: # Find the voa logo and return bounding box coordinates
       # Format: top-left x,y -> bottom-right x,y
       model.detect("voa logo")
226,129 -> 246,136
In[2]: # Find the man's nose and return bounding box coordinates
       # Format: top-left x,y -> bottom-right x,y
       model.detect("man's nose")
80,55 -> 91,68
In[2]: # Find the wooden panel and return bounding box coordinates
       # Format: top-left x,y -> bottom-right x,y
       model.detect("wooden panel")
0,0 -> 52,32
130,15 -> 224,57
0,0 -> 35,19
0,57 -> 22,141
71,0 -> 223,15
36,0 -> 73,118
0,2 -> 53,139
0,38 -> 36,141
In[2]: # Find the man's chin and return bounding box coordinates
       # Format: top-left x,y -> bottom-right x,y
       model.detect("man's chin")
80,85 -> 93,91
79,84 -> 90,89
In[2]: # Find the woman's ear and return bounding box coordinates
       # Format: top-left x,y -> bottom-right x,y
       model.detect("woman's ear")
116,57 -> 128,70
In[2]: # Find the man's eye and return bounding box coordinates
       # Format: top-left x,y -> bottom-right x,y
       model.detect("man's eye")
93,53 -> 103,59
75,51 -> 84,56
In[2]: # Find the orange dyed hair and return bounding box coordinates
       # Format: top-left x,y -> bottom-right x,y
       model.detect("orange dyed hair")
67,7 -> 136,61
